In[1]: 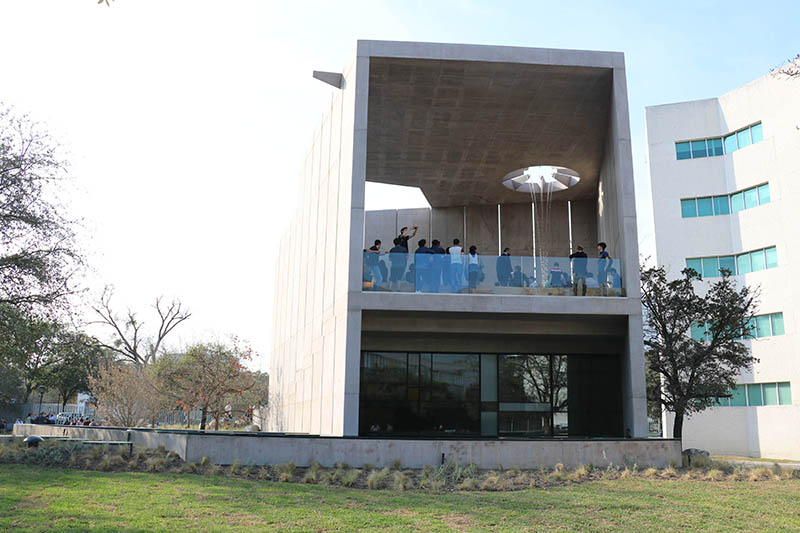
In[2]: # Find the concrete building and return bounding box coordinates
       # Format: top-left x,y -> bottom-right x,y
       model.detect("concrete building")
646,69 -> 800,458
270,40 -> 648,442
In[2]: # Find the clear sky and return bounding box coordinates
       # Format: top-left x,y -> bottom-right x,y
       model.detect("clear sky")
1,0 -> 797,368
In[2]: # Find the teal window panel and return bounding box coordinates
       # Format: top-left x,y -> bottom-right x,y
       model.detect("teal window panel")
702,257 -> 719,277
681,199 -> 697,218
737,253 -> 751,274
697,197 -> 713,216
724,133 -> 738,153
731,192 -> 745,213
778,382 -> 792,405
751,249 -> 766,272
763,383 -> 779,406
730,385 -> 747,406
686,258 -> 703,276
750,123 -> 763,143
737,128 -> 752,149
744,188 -> 759,209
765,246 -> 778,269
757,183 -> 770,205
747,384 -> 763,406
718,255 -> 736,275
756,314 -> 772,338
743,317 -> 757,339
676,142 -> 692,160
714,195 -> 730,215
715,396 -> 730,407
771,313 -> 785,336
708,137 -> 724,156
691,140 -> 707,158
690,322 -> 707,341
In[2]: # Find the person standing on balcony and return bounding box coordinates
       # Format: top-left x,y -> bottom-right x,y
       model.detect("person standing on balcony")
467,245 -> 481,291
388,238 -> 407,289
497,247 -> 512,286
448,238 -> 464,293
429,239 -> 446,293
415,239 -> 433,292
366,239 -> 383,290
597,242 -> 612,295
569,245 -> 588,296
397,226 -> 418,251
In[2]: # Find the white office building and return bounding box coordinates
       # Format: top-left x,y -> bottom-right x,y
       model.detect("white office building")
646,68 -> 800,459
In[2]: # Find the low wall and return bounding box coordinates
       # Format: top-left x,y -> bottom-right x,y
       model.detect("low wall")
12,425 -> 681,468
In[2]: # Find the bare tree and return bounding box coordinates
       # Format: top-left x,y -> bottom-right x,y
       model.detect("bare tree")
92,287 -> 191,365
771,54 -> 800,78
89,361 -> 163,427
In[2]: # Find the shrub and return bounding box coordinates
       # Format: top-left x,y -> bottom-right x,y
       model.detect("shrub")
367,467 -> 390,489
89,446 -> 103,460
481,473 -> 501,490
456,477 -> 479,490
748,467 -> 774,481
277,462 -> 297,477
568,464 -> 590,482
362,463 -> 375,472
229,460 -> 241,476
429,480 -> 445,491
182,462 -> 198,474
98,455 -> 113,471
128,460 -> 138,470
200,456 -> 210,468
641,467 -> 659,478
393,471 -> 412,491
660,466 -> 678,479
209,464 -> 223,476
257,467 -> 272,481
342,469 -> 361,487
145,457 -> 167,472
706,469 -> 725,481
422,465 -> 433,478
303,469 -> 320,484
392,459 -> 402,470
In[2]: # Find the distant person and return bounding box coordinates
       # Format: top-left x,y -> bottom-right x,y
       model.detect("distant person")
609,268 -> 622,289
448,238 -> 464,293
429,239 -> 446,293
597,242 -> 612,293
585,272 -> 600,288
570,245 -> 588,296
415,239 -> 433,292
467,245 -> 481,290
496,247 -> 512,286
14,418 -> 24,425
388,238 -> 408,288
365,239 -> 383,290
509,265 -> 530,287
549,262 -> 568,287
396,226 -> 418,251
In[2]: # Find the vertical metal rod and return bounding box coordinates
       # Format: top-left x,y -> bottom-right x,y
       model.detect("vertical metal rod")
567,200 -> 574,254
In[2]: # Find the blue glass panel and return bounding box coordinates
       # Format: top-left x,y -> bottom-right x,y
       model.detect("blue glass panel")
765,246 -> 778,269
751,249 -> 766,272
745,317 -> 757,339
730,386 -> 747,406
737,128 -> 751,149
714,195 -> 730,215
771,313 -> 785,336
681,199 -> 697,218
702,257 -> 719,277
715,396 -> 730,407
731,192 -> 745,213
676,142 -> 692,160
691,140 -> 707,158
690,322 -> 707,341
750,123 -> 763,143
756,314 -> 772,338
747,384 -> 763,406
737,253 -> 751,274
718,255 -> 735,275
758,184 -> 770,205
686,258 -> 703,277
763,383 -> 779,406
724,133 -> 738,153
778,382 -> 792,405
744,188 -> 759,209
708,137 -> 724,156
697,197 -> 713,217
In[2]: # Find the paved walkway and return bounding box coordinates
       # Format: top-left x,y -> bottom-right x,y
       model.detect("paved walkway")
712,456 -> 800,470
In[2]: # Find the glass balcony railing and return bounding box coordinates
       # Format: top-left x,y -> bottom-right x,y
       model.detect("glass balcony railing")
362,252 -> 625,296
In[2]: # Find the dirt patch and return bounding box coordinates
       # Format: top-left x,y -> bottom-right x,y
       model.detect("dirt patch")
380,509 -> 418,518
13,492 -> 53,510
441,513 -> 477,531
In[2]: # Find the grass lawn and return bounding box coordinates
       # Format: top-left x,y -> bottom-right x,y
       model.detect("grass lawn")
2,465 -> 800,531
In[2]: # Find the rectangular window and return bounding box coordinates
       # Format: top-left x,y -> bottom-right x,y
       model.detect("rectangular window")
731,192 -> 745,213
737,128 -> 752,149
691,140 -> 708,158
756,314 -> 772,338
690,322 -> 707,341
718,255 -> 736,275
745,317 -> 757,339
681,199 -> 697,218
747,384 -> 763,406
713,195 -> 730,215
765,246 -> 778,269
724,133 -> 738,154
737,253 -> 751,274
763,383 -> 779,406
708,137 -> 724,156
715,396 -> 730,407
697,197 -> 713,217
744,187 -> 759,209
770,313 -> 785,336
757,183 -> 770,205
702,257 -> 719,278
778,382 -> 792,405
750,123 -> 763,143
730,385 -> 747,406
676,142 -> 692,160
686,258 -> 703,276
751,249 -> 766,272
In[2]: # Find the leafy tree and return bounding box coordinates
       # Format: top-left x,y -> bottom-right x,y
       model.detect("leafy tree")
44,333 -> 106,411
0,107 -> 81,314
0,359 -> 24,406
641,266 -> 758,439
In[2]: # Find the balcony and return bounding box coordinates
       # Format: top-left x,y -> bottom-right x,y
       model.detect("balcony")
362,252 -> 625,297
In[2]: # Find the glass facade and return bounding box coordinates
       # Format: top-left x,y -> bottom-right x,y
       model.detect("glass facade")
680,183 -> 769,218
686,246 -> 777,277
715,382 -> 792,407
676,122 -> 763,160
359,351 -> 621,438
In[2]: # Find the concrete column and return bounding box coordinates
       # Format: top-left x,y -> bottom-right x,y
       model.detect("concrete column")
624,314 -> 649,437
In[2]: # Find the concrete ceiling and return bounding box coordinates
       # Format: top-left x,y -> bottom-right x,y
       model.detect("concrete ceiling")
366,57 -> 612,207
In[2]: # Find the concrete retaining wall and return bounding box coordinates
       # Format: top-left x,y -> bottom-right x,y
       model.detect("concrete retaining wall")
13,425 -> 681,468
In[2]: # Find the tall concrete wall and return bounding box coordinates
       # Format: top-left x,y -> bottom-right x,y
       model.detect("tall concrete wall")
533,200 -> 570,258
431,206 -> 465,247
500,203 -> 533,255
465,204 -> 499,255
570,199 -> 598,252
